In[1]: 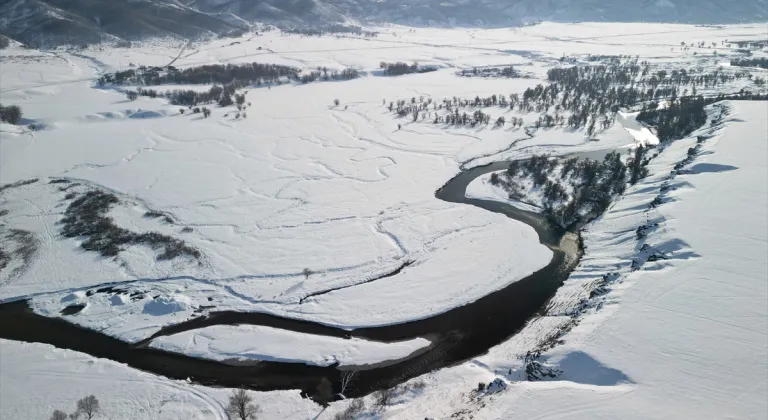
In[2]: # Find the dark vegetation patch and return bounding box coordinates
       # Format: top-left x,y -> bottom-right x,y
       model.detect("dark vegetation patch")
457,66 -> 531,79
730,57 -> 768,69
495,150 -> 648,228
144,211 -> 174,224
585,54 -> 634,63
58,182 -> 81,192
379,61 -> 437,76
84,285 -> 146,302
0,104 -> 22,125
637,91 -> 768,141
0,248 -> 9,271
60,190 -> 200,261
524,351 -> 562,380
99,62 -> 360,106
0,178 -> 38,194
389,58 -> 762,137
0,229 -> 38,284
282,24 -> 378,38
49,179 -> 71,184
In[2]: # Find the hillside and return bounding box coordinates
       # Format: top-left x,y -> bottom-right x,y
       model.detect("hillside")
0,0 -> 766,47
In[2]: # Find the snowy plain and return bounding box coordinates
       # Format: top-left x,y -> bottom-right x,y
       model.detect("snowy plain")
150,325 -> 431,367
1,21 -> 767,419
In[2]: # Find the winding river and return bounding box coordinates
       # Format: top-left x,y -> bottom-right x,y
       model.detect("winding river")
0,161 -> 582,401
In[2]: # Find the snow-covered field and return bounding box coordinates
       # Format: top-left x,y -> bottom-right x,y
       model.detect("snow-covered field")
150,325 -> 431,367
1,22 -> 766,419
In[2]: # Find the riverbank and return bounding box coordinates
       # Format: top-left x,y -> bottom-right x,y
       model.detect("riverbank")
0,160 -> 582,401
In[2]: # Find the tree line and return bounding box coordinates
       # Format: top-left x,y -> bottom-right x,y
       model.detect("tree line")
282,24 -> 378,38
730,57 -> 768,69
637,90 -> 768,141
492,149 -> 649,228
99,63 -> 300,87
101,62 -> 360,106
457,66 -> 529,79
379,61 -> 437,76
387,57 -> 757,138
99,62 -> 360,89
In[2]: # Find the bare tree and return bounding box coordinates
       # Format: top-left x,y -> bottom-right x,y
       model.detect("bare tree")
76,395 -> 100,419
338,370 -> 357,399
302,268 -> 313,279
226,389 -> 260,420
50,410 -> 68,420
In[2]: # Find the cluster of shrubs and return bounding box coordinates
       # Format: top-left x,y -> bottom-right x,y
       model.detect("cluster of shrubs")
379,61 -> 437,76
730,57 -> 768,69
0,104 -> 22,124
127,83 -> 249,108
457,66 -> 528,78
282,24 -> 378,38
299,68 -> 360,83
61,190 -> 200,261
388,96 -> 526,128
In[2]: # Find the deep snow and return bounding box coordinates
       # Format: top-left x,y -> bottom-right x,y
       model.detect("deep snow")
1,22 -> 767,419
150,325 -> 431,367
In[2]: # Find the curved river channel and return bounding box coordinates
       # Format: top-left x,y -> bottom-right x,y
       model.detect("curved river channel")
0,161 -> 582,401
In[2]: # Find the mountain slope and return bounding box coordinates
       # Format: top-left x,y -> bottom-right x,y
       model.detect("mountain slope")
0,0 -> 765,47
0,0 -> 244,47
342,0 -> 767,25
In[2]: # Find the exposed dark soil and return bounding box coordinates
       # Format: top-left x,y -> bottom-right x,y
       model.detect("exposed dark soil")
60,304 -> 86,315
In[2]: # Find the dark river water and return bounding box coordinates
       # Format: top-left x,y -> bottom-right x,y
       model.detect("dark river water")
0,161 -> 582,401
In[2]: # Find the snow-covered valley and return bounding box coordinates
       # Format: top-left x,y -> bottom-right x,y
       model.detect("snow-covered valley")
1,22 -> 766,419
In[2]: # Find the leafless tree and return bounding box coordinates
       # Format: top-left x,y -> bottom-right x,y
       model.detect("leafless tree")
50,410 -> 68,420
76,395 -> 100,419
302,268 -> 313,279
338,370 -> 357,399
226,389 -> 261,420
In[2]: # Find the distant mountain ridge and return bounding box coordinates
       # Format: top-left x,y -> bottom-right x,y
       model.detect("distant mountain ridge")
0,0 -> 765,47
